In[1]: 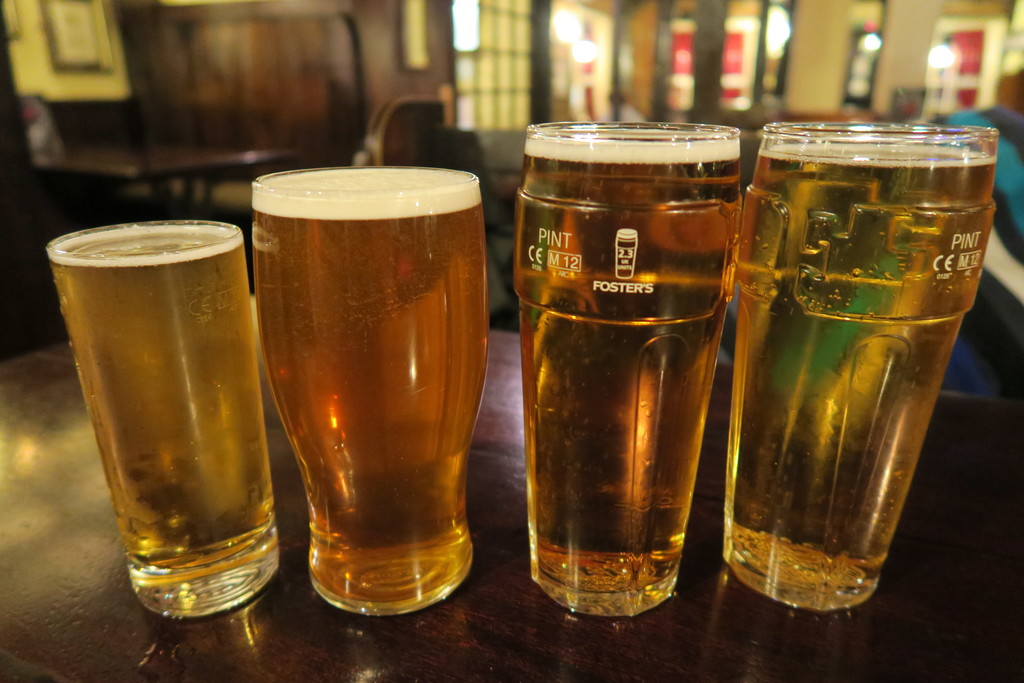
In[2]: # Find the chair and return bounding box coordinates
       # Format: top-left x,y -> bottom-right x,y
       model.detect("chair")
359,98 -> 519,328
945,107 -> 1024,398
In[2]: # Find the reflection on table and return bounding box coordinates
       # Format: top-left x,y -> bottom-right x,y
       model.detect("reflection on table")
0,331 -> 1022,680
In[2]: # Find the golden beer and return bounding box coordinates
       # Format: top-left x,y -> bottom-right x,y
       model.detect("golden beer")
515,123 -> 741,616
725,123 -> 998,610
47,221 -> 278,618
253,167 -> 488,615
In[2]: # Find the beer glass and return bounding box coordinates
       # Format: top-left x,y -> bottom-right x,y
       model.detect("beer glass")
725,123 -> 998,611
252,167 -> 488,615
514,123 -> 742,616
47,221 -> 279,618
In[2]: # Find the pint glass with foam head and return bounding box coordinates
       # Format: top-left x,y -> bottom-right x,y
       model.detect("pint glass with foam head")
514,123 -> 742,616
48,221 -> 279,618
253,167 -> 488,615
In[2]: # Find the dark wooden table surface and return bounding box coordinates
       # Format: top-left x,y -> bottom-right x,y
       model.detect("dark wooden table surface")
34,145 -> 294,218
1,330 -> 1022,682
34,145 -> 294,182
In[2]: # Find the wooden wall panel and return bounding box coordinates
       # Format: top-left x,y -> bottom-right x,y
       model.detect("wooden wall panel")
117,0 -> 456,171
120,1 -> 365,168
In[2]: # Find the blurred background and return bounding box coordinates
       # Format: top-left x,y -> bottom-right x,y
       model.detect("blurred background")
3,0 -> 1023,393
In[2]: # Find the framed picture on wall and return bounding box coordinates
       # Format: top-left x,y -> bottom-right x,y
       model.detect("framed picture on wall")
43,0 -> 112,72
401,0 -> 429,70
3,0 -> 21,39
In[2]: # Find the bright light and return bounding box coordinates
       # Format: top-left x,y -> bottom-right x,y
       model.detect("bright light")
572,40 -> 598,64
929,44 -> 956,69
862,33 -> 882,52
765,6 -> 791,59
452,0 -> 480,52
554,9 -> 582,44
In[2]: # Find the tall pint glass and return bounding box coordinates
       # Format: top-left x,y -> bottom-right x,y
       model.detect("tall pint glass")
253,167 -> 488,615
47,221 -> 279,618
724,123 -> 998,611
515,123 -> 742,616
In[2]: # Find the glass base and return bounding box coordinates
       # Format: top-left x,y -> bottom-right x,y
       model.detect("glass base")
533,570 -> 677,617
129,523 -> 279,618
726,556 -> 877,612
310,552 -> 472,616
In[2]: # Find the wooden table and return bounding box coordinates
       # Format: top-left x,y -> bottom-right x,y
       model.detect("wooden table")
35,145 -> 294,217
1,331 -> 1022,681
35,145 -> 294,181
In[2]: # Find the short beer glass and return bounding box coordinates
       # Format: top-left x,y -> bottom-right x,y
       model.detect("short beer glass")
47,221 -> 279,618
515,123 -> 742,616
253,167 -> 488,615
725,123 -> 998,610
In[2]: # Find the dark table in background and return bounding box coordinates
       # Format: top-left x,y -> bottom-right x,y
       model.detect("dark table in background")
34,145 -> 294,217
1,331 -> 1022,681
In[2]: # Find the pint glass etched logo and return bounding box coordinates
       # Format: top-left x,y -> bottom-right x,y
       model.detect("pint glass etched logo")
614,228 -> 638,279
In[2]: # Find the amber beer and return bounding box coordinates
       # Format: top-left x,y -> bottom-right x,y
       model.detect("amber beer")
725,123 -> 998,610
515,123 -> 741,616
253,167 -> 488,615
47,221 -> 278,618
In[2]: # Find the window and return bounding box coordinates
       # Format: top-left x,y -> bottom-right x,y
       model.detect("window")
454,0 -> 532,129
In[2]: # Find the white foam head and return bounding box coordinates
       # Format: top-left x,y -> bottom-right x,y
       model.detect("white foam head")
252,167 -> 481,220
47,222 -> 241,267
526,123 -> 740,164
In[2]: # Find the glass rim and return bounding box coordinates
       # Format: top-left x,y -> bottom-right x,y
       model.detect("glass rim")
527,121 -> 741,143
46,220 -> 241,264
525,122 -> 741,164
252,166 -> 479,199
762,121 -> 998,145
